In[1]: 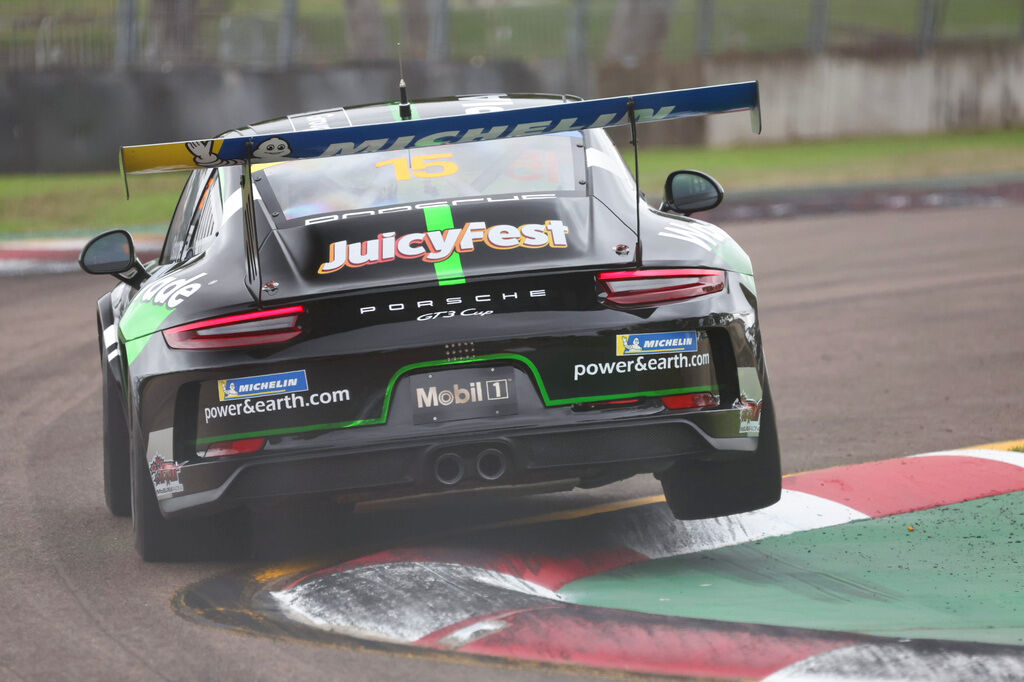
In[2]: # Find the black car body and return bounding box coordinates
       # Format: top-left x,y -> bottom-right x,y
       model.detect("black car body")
84,85 -> 780,560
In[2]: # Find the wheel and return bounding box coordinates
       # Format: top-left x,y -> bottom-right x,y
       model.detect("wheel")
659,381 -> 782,520
130,424 -> 248,562
101,333 -> 132,517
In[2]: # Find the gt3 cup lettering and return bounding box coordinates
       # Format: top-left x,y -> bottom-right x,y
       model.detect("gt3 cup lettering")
572,352 -> 711,381
203,389 -> 350,424
416,308 -> 493,321
318,220 -> 569,274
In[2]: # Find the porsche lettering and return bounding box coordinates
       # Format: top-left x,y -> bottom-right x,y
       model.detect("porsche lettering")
301,194 -> 556,226
359,289 -> 546,315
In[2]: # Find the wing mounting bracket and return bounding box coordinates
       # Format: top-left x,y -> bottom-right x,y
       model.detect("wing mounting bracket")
241,141 -> 263,305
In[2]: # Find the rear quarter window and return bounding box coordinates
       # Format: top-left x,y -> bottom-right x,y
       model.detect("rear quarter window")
256,132 -> 585,225
161,170 -> 210,263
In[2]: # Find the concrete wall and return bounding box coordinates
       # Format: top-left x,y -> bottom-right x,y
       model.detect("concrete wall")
0,60 -> 548,173
2,43 -> 1023,172
702,44 -> 1024,147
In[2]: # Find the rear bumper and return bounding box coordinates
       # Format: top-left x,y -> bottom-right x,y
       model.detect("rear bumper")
160,406 -> 761,519
130,269 -> 771,519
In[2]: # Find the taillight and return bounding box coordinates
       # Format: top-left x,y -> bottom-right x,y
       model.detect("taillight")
163,305 -> 304,349
572,397 -> 643,411
598,269 -> 725,307
662,392 -> 719,410
202,437 -> 266,458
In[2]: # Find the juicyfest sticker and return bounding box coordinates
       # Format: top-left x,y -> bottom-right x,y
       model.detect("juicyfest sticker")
616,331 -> 698,356
218,369 -> 308,401
318,220 -> 570,274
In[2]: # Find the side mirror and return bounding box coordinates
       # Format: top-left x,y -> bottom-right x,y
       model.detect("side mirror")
662,170 -> 724,215
79,229 -> 149,288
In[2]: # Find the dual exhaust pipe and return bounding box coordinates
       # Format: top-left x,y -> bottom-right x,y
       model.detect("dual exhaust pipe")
434,448 -> 507,486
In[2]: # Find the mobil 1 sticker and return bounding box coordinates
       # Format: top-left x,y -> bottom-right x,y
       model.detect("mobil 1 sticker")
411,366 -> 517,424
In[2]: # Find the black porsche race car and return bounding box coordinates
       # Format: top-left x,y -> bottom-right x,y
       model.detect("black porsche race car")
81,83 -> 780,560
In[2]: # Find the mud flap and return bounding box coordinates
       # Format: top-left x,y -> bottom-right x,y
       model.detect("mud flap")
659,382 -> 781,520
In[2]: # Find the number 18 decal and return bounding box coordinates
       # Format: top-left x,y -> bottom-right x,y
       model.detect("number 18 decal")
377,153 -> 458,181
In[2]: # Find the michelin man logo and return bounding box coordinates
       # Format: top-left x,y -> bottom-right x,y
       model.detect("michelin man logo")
624,336 -> 643,353
185,137 -> 292,167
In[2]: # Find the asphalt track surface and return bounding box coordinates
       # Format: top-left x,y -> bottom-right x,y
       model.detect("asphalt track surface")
2,204 -> 1023,680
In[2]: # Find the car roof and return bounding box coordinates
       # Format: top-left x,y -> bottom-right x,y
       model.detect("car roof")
231,94 -> 580,138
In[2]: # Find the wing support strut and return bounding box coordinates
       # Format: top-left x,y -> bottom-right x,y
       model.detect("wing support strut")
626,97 -> 643,268
241,141 -> 263,305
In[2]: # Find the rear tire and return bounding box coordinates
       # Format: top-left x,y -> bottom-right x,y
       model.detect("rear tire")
660,381 -> 782,520
102,348 -> 132,517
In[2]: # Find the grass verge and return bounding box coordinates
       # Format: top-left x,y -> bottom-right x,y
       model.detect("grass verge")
1,129 -> 1023,237
0,173 -> 184,238
630,128 -> 1024,197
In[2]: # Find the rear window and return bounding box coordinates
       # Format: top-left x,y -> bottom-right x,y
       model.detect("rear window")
257,132 -> 584,223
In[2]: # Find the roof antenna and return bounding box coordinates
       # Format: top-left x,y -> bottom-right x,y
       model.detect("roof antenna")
397,42 -> 412,121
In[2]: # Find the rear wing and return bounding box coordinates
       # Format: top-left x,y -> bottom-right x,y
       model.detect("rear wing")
121,81 -> 760,305
120,81 -> 761,174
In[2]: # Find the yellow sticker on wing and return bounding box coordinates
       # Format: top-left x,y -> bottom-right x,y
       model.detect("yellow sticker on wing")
121,139 -> 228,174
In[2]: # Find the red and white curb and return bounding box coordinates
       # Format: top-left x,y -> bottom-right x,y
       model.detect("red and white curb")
262,448 -> 1024,679
0,236 -> 162,275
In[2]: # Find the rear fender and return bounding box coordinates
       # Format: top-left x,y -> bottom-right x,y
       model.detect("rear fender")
97,293 -> 124,393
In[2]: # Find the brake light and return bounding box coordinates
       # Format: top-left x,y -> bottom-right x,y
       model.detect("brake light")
163,305 -> 304,349
662,392 -> 719,410
572,397 -> 643,411
598,269 -> 725,306
203,438 -> 266,458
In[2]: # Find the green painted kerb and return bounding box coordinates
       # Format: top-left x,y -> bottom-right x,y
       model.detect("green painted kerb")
196,352 -> 718,445
423,204 -> 466,286
559,491 -> 1024,647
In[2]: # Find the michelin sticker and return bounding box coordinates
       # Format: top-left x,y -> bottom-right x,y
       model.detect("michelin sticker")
218,369 -> 308,401
616,331 -> 698,356
205,370 -> 349,425
186,137 -> 292,167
